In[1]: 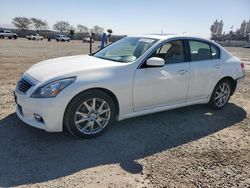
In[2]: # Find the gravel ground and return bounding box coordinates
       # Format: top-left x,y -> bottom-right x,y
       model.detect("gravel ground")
0,38 -> 249,188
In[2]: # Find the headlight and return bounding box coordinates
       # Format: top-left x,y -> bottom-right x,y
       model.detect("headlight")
31,77 -> 76,98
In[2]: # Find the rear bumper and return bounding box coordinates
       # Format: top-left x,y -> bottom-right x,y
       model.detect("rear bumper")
234,76 -> 244,93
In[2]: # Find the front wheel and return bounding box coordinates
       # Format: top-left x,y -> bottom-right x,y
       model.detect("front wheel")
64,90 -> 116,138
209,79 -> 232,110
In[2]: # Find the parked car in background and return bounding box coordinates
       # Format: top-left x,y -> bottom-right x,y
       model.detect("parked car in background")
243,42 -> 250,48
0,30 -> 17,39
26,34 -> 44,40
56,34 -> 70,42
83,37 -> 94,43
14,35 -> 245,138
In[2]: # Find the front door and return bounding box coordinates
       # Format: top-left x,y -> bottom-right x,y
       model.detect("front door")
133,40 -> 190,111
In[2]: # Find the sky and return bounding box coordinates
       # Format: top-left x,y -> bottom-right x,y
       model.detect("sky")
0,0 -> 249,38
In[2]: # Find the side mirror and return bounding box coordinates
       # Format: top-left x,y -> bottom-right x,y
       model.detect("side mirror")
146,57 -> 165,67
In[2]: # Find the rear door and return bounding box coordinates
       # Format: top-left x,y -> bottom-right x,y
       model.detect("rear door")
187,40 -> 221,101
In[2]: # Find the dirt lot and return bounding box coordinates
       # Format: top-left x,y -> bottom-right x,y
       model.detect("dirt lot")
0,38 -> 249,188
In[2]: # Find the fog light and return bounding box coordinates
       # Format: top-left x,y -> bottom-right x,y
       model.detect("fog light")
34,113 -> 44,123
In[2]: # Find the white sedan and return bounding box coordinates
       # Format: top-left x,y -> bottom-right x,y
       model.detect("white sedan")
14,35 -> 245,138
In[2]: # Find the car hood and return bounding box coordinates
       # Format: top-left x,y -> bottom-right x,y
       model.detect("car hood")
26,55 -> 122,82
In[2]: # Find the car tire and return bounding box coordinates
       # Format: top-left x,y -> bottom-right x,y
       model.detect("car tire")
56,39 -> 59,42
68,40 -> 70,42
64,90 -> 116,138
13,35 -> 17,39
0,35 -> 3,39
209,79 -> 232,110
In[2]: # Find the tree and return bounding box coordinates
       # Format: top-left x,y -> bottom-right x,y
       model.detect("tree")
30,18 -> 47,31
77,25 -> 89,33
69,26 -> 75,35
92,25 -> 104,34
107,29 -> 113,35
12,17 -> 31,30
107,29 -> 113,42
53,21 -> 70,33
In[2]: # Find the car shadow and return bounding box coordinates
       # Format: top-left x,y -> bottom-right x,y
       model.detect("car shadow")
0,103 -> 247,187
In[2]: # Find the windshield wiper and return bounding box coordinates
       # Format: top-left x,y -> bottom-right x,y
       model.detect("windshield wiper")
94,56 -> 123,63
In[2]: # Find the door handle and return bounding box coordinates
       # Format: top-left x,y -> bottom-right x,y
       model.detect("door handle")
177,69 -> 188,75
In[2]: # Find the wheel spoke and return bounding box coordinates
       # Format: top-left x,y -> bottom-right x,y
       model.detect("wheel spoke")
90,121 -> 94,133
80,121 -> 92,131
76,111 -> 88,117
75,117 -> 88,124
92,98 -> 96,111
83,101 -> 92,112
215,94 -> 221,100
95,119 -> 103,128
98,116 -> 108,121
219,98 -> 223,106
99,108 -> 110,115
97,101 -> 105,113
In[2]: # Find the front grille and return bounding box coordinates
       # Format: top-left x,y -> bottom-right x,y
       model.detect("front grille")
17,77 -> 33,93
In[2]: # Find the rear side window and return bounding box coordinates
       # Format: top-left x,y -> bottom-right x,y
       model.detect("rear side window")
211,44 -> 220,59
189,40 -> 211,61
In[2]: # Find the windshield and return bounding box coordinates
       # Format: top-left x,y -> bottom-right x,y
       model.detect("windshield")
94,37 -> 158,63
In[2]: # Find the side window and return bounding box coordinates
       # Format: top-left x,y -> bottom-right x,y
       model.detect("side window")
211,44 -> 220,59
189,40 -> 211,61
152,40 -> 185,64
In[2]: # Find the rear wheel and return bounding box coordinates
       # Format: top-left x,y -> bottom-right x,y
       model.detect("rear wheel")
64,90 -> 116,138
0,35 -> 3,39
209,79 -> 232,110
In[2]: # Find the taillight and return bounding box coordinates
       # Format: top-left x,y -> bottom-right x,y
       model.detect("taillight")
241,62 -> 245,69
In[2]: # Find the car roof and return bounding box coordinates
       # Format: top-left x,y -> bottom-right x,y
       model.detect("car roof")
129,34 -> 221,48
130,34 -> 211,42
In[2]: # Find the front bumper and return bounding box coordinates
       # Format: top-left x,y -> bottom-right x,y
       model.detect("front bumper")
14,90 -> 67,132
235,76 -> 244,93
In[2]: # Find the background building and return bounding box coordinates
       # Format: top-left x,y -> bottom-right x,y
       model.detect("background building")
211,19 -> 250,42
239,20 -> 250,37
210,20 -> 223,36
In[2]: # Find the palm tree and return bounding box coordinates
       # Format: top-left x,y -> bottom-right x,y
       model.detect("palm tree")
107,29 -> 113,42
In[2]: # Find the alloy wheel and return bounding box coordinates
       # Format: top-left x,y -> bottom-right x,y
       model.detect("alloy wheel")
74,98 -> 111,135
214,82 -> 230,107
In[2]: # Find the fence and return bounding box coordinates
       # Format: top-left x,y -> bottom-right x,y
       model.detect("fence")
0,28 -> 125,42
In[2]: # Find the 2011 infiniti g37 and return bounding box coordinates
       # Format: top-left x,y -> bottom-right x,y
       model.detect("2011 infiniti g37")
14,35 -> 245,138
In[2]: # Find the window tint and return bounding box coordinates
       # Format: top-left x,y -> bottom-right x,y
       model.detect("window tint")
152,40 -> 185,64
211,44 -> 220,59
189,40 -> 211,61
